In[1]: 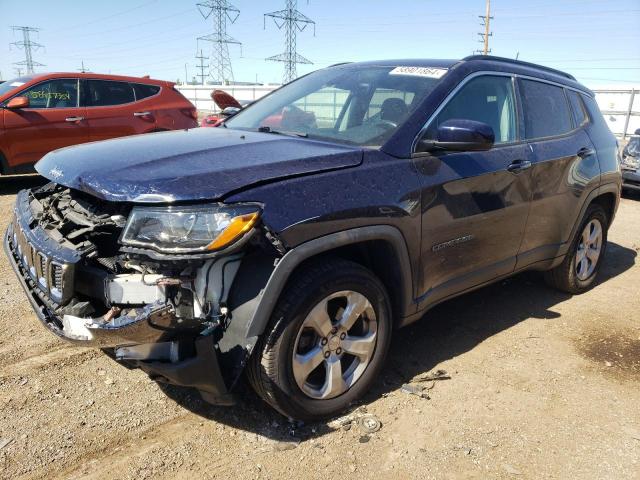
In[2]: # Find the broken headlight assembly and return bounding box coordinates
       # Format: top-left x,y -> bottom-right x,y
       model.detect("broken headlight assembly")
620,155 -> 639,171
120,204 -> 260,254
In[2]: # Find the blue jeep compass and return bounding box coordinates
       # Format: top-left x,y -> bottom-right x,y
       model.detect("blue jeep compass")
4,56 -> 622,420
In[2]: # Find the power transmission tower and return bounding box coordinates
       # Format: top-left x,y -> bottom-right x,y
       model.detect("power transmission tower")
10,26 -> 45,74
195,49 -> 209,85
78,60 -> 89,73
264,0 -> 316,84
475,0 -> 493,55
196,1 -> 241,84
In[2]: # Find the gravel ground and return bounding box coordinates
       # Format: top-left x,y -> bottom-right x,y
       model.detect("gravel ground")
0,176 -> 638,480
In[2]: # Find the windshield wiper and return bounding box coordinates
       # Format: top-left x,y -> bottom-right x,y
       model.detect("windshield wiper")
258,125 -> 308,138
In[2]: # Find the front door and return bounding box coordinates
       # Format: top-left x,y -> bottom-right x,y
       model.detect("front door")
3,78 -> 88,170
413,74 -> 532,309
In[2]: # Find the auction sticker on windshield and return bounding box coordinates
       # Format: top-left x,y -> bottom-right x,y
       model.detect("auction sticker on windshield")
389,66 -> 448,78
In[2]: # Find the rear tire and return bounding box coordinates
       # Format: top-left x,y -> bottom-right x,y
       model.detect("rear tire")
246,258 -> 392,420
544,204 -> 608,294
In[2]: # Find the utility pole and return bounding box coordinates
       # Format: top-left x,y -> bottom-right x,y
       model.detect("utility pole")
264,0 -> 316,84
184,63 -> 189,85
10,26 -> 45,74
78,60 -> 89,73
476,0 -> 493,55
196,1 -> 242,85
195,49 -> 209,85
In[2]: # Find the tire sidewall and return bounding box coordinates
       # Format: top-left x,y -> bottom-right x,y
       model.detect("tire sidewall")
271,265 -> 392,419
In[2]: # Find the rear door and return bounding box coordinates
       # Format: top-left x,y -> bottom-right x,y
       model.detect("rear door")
84,79 -> 156,142
413,74 -> 533,308
3,78 -> 87,170
515,79 -> 600,268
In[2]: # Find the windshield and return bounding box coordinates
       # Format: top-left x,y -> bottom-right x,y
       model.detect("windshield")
0,76 -> 34,98
225,66 -> 444,147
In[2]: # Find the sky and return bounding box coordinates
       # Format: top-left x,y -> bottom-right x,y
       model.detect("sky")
0,0 -> 639,88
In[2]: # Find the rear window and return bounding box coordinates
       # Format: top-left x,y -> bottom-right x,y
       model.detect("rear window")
87,80 -> 135,106
132,83 -> 160,101
567,90 -> 588,127
520,79 -> 573,139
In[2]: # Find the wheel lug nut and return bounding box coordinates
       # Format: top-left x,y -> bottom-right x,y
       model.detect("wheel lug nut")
336,347 -> 342,355
324,351 -> 331,359
331,327 -> 338,335
321,338 -> 328,346
340,332 -> 346,340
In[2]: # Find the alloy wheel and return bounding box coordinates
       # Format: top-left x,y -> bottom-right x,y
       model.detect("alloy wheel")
292,290 -> 377,400
575,218 -> 603,281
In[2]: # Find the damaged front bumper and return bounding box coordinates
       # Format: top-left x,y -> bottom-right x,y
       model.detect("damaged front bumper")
4,217 -> 185,348
4,222 -> 236,405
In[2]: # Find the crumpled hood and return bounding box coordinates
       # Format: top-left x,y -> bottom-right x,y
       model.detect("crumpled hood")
35,127 -> 363,203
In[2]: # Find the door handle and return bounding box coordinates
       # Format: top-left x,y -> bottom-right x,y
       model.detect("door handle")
133,111 -> 152,117
65,116 -> 84,122
577,147 -> 595,158
507,159 -> 532,173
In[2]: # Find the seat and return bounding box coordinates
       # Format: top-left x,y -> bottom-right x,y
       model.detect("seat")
380,98 -> 408,124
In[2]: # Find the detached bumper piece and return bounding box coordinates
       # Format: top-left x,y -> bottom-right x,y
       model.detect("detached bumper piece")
136,336 -> 236,406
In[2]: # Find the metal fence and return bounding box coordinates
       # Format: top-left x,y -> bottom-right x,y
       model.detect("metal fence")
593,88 -> 639,140
176,84 -> 278,113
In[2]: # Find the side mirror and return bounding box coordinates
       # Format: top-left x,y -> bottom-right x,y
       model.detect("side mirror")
417,119 -> 495,153
7,96 -> 30,109
221,106 -> 241,118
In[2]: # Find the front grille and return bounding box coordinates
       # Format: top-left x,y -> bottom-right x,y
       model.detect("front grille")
9,211 -> 75,305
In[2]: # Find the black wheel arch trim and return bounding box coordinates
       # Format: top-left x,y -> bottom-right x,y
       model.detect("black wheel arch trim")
559,181 -> 620,258
243,225 -> 415,340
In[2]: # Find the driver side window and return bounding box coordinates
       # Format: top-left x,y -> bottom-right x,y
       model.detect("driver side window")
425,75 -> 517,144
19,79 -> 79,109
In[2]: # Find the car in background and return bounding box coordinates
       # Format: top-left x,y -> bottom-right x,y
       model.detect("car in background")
201,89 -> 245,127
0,73 -> 198,174
621,128 -> 640,193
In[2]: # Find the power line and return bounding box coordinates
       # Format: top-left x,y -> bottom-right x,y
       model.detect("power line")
197,1 -> 242,84
475,0 -> 493,55
10,26 -> 45,75
195,49 -> 209,85
264,0 -> 316,84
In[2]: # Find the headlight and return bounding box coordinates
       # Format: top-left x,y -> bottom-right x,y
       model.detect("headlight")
120,204 -> 260,253
621,155 -> 639,170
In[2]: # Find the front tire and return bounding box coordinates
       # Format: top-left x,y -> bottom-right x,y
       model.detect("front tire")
246,258 -> 392,420
544,204 -> 608,294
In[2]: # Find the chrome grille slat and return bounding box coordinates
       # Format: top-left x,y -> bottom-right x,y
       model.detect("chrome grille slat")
9,219 -> 71,304
36,252 -> 49,289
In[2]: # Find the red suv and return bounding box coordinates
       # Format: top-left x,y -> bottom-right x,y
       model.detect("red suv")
0,73 -> 198,174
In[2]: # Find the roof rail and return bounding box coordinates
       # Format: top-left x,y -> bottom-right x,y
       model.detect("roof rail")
327,62 -> 353,68
462,55 -> 576,81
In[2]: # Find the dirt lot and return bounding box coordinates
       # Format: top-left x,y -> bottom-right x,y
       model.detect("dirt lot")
0,176 -> 638,480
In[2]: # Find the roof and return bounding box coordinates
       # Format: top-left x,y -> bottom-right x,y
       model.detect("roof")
19,72 -> 173,86
330,56 -> 590,95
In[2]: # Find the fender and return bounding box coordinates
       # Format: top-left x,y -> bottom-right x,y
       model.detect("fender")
559,181 -> 620,259
245,224 -> 414,338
